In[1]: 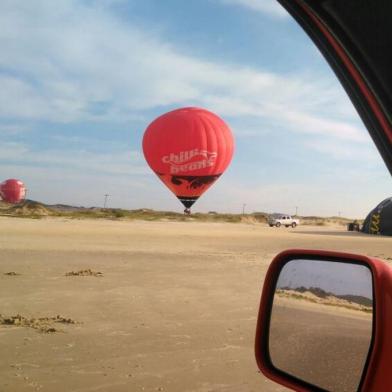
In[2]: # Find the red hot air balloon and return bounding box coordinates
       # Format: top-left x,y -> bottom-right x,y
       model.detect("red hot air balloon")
142,107 -> 234,212
0,179 -> 26,204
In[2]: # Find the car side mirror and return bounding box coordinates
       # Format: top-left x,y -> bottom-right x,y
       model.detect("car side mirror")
255,249 -> 392,392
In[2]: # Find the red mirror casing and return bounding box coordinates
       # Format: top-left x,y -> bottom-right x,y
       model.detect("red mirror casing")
255,249 -> 392,392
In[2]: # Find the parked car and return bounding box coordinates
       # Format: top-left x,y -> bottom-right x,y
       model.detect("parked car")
268,214 -> 299,228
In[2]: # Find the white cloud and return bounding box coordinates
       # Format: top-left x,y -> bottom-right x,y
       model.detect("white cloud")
0,142 -> 30,159
0,141 -> 147,177
197,175 -> 391,218
218,0 -> 288,18
0,123 -> 31,134
0,0 -> 367,146
279,109 -> 368,142
304,138 -> 380,162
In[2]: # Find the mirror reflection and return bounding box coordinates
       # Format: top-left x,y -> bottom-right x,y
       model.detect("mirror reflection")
269,259 -> 373,392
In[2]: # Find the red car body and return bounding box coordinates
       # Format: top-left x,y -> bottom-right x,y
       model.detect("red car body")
255,249 -> 392,391
255,0 -> 392,390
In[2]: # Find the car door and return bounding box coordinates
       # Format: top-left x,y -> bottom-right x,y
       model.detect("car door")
276,0 -> 392,172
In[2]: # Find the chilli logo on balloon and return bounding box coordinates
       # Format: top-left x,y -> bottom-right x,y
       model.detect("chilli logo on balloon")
162,148 -> 217,174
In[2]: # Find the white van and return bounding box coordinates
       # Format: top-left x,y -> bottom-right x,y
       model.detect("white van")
268,214 -> 299,228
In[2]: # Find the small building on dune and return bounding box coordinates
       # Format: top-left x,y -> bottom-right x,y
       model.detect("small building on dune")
362,197 -> 392,236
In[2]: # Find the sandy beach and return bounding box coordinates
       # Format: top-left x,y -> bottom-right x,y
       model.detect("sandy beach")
0,217 -> 391,392
270,296 -> 372,391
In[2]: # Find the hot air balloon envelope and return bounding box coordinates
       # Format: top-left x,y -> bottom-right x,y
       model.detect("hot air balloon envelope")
0,179 -> 26,204
142,107 -> 234,209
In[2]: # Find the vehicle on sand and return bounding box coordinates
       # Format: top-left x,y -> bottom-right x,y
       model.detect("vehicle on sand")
268,214 -> 299,228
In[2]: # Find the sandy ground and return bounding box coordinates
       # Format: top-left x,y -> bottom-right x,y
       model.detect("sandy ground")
0,217 -> 391,392
270,297 -> 372,392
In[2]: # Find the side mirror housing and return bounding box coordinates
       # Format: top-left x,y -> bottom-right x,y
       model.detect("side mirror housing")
255,249 -> 392,392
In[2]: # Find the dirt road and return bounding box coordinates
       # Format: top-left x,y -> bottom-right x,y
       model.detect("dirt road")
0,218 -> 390,391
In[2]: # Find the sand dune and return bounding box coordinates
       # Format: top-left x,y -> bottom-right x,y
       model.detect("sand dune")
276,289 -> 373,314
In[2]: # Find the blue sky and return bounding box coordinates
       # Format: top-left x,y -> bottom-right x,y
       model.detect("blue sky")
277,259 -> 372,298
1,0 -> 390,217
